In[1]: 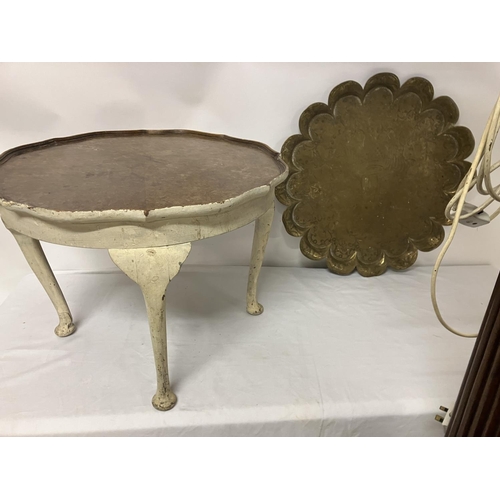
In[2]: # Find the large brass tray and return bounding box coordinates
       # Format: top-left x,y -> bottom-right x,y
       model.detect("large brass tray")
276,72 -> 475,277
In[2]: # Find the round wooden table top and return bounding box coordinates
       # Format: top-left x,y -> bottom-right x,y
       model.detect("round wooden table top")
0,130 -> 286,214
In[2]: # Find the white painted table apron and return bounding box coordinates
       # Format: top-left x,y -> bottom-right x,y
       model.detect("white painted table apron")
0,130 -> 288,411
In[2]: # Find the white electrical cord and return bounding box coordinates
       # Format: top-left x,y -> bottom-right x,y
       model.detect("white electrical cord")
431,94 -> 500,338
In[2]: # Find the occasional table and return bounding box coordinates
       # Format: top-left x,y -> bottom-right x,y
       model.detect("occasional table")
0,130 -> 287,411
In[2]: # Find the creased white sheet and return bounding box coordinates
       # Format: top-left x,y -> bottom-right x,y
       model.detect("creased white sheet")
0,265 -> 495,436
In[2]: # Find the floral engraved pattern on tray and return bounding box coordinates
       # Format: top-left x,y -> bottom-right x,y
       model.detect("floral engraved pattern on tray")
276,72 -> 475,276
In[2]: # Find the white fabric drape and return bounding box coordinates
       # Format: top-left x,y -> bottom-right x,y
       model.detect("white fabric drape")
0,265 -> 492,436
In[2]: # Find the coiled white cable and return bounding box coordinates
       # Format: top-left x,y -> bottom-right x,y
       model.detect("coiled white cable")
431,94 -> 500,338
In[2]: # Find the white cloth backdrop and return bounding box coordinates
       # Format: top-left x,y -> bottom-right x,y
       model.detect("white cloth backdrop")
0,265 -> 494,436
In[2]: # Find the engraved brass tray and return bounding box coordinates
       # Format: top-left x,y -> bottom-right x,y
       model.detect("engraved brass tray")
276,72 -> 475,277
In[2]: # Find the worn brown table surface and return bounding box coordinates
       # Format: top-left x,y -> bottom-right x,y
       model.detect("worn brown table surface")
0,130 -> 285,213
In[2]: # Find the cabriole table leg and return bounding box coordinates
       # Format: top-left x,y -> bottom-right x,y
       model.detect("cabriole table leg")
109,243 -> 191,411
246,204 -> 274,315
9,230 -> 76,337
